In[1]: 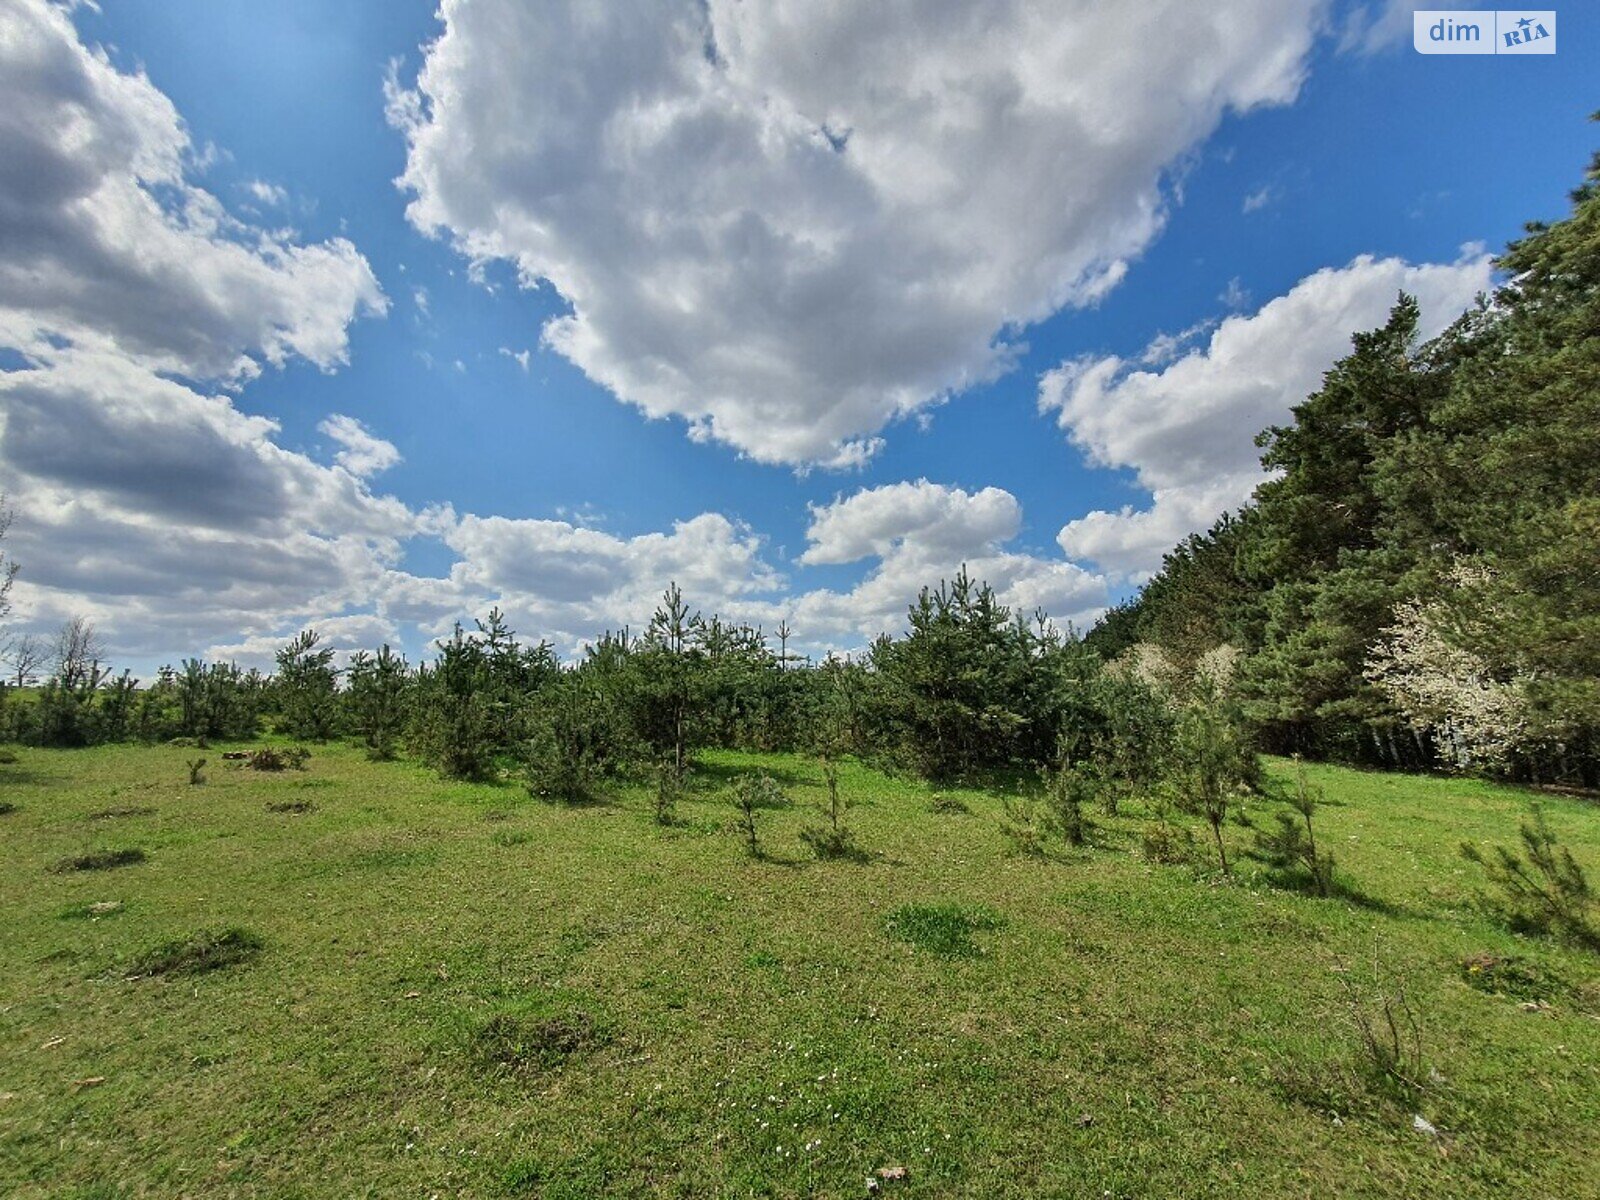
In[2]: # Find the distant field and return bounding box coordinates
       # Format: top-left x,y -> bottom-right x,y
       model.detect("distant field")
1,744 -> 1597,1198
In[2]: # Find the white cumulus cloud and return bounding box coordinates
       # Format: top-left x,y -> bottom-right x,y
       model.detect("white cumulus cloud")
388,0 -> 1328,467
785,482 -> 1107,652
0,0 -> 385,380
319,414 -> 403,478
1040,251 -> 1494,579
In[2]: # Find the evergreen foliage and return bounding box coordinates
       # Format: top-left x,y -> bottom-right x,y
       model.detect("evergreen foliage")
273,630 -> 340,742
1090,138 -> 1600,784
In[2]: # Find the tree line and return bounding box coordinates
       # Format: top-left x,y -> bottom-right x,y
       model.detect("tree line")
1087,139 -> 1600,786
0,577 -> 1190,788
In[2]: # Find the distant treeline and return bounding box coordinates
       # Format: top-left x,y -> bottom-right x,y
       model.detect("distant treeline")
0,578 -> 1206,791
1087,141 -> 1600,786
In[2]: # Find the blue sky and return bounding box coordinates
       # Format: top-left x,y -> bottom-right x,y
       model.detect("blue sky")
0,1 -> 1593,672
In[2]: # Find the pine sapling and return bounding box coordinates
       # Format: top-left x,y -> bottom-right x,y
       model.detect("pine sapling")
654,757 -> 685,826
732,772 -> 784,859
1255,757 -> 1336,896
800,755 -> 862,859
1462,805 -> 1599,951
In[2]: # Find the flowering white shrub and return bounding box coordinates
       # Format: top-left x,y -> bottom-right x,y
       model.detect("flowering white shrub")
1366,562 -> 1529,769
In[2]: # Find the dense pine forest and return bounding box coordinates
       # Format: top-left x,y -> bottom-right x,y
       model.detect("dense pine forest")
3,144 -> 1599,797
1089,139 -> 1600,785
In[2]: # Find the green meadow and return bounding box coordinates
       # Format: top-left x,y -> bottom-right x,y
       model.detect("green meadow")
1,744 -> 1597,1198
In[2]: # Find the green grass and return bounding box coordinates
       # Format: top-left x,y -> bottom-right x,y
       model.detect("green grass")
884,903 -> 1006,958
1,742 -> 1598,1197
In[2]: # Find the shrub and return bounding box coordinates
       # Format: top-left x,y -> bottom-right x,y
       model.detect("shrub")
186,757 -> 207,786
1141,818 -> 1196,865
998,797 -> 1047,857
131,927 -> 264,976
884,902 -> 1005,958
245,747 -> 288,771
1042,760 -> 1095,848
1461,806 -> 1599,951
243,746 -> 310,772
928,795 -> 969,815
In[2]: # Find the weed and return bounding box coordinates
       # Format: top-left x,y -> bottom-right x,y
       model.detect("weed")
928,795 -> 969,815
799,822 -> 864,861
89,806 -> 156,820
998,796 -> 1047,857
472,1006 -> 610,1072
58,900 -> 125,921
244,747 -> 311,772
1334,946 -> 1425,1100
1459,952 -> 1566,1003
0,801 -> 15,816
345,847 -> 437,871
266,800 -> 315,814
499,1159 -> 546,1194
51,848 -> 146,873
245,747 -> 288,771
0,749 -> 18,764
1461,805 -> 1600,951
130,927 -> 264,977
884,902 -> 1005,958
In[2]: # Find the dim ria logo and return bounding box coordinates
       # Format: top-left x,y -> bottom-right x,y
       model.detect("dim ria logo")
1414,10 -> 1556,54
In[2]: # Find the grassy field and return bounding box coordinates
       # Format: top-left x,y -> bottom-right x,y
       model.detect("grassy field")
1,743 -> 1597,1199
